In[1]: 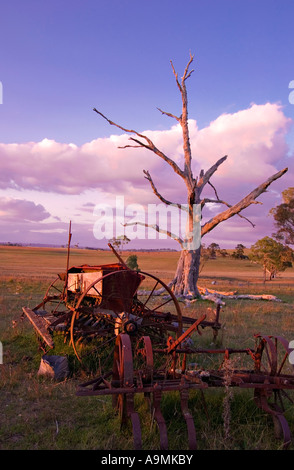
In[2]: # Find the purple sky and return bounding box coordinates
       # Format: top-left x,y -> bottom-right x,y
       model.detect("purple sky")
0,0 -> 294,250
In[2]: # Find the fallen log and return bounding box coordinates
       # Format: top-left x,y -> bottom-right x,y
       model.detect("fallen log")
138,286 -> 282,303
198,286 -> 237,296
199,289 -> 282,303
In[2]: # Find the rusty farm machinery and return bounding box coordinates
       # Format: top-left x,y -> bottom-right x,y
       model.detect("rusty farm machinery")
22,243 -> 222,366
22,238 -> 294,450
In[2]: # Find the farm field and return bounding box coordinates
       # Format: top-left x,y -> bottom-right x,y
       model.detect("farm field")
0,245 -> 294,451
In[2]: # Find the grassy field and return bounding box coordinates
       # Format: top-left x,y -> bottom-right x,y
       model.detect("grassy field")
1,245 -> 294,451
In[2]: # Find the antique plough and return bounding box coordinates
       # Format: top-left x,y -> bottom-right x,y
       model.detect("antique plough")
21,228 -> 294,450
77,328 -> 294,450
22,233 -> 221,369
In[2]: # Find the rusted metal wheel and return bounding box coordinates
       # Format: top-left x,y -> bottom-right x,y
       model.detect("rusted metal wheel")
254,335 -> 294,449
135,335 -> 170,450
38,277 -> 66,314
135,335 -> 154,383
69,270 -> 137,363
69,269 -> 183,364
254,334 -> 294,376
112,334 -> 142,449
131,270 -> 183,339
29,277 -> 73,347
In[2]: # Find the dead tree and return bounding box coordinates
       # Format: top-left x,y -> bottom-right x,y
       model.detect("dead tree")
93,53 -> 288,298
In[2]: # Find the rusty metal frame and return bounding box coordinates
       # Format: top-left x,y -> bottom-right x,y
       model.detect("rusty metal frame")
77,330 -> 294,450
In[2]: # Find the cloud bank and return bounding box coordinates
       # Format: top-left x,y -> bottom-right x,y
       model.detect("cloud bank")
0,102 -> 293,247
0,197 -> 50,222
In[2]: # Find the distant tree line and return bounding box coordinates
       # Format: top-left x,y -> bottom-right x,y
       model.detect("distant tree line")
200,242 -> 248,260
1,242 -> 23,246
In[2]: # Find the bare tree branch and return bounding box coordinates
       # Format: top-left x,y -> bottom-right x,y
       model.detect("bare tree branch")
123,221 -> 184,248
207,180 -> 221,200
157,107 -> 181,122
201,197 -> 255,228
201,168 -> 288,236
170,52 -> 194,90
182,52 -> 195,81
93,108 -> 186,180
170,60 -> 182,93
94,54 -> 196,190
93,108 -> 144,137
202,180 -> 256,227
170,54 -> 195,187
143,170 -> 188,211
198,156 -> 228,192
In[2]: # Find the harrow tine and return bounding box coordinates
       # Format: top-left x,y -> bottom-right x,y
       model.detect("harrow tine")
153,390 -> 168,450
254,389 -> 292,449
273,413 -> 292,449
180,387 -> 197,450
130,411 -> 142,450
126,394 -> 142,450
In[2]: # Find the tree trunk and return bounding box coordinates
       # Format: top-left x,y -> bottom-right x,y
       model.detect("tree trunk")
172,248 -> 201,297
263,264 -> 267,282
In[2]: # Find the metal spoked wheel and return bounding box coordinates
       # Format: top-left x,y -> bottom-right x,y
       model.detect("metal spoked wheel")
135,335 -> 154,383
254,335 -> 294,376
112,334 -> 142,450
134,335 -> 169,450
39,277 -> 67,314
69,269 -> 183,366
254,335 -> 294,448
131,270 -> 183,342
31,277 -> 74,347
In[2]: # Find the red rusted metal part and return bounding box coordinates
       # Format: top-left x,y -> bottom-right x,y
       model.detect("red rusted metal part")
251,334 -> 294,449
139,336 -> 154,382
166,314 -> 206,353
180,385 -> 197,450
254,334 -> 294,375
112,334 -> 142,450
137,335 -> 169,450
77,331 -> 294,450
24,263 -> 193,359
152,389 -> 168,450
254,388 -> 292,449
22,245 -> 223,363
